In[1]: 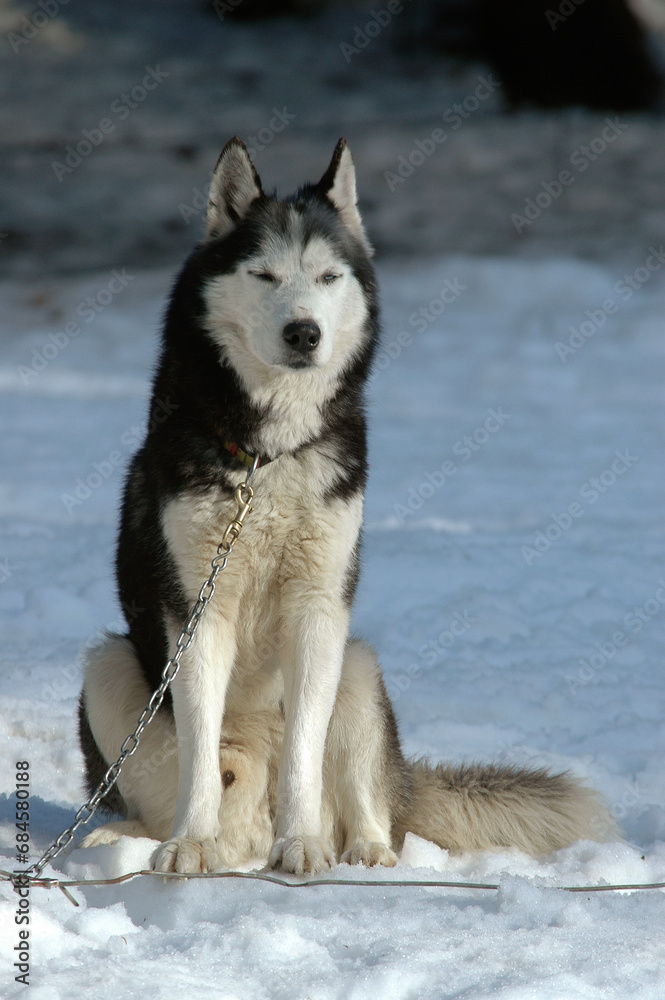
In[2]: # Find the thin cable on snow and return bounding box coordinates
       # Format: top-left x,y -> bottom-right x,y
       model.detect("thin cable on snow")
2,867 -> 664,909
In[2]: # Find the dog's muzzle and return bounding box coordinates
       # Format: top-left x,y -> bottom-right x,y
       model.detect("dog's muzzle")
282,320 -> 321,366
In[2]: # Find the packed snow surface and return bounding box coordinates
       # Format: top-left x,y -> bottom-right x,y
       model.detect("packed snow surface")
1,254 -> 664,997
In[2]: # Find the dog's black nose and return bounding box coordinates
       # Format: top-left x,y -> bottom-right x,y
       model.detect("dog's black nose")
283,320 -> 321,354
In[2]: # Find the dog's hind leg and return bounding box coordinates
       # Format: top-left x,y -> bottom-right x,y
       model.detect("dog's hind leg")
78,632 -> 179,847
323,640 -> 409,867
215,710 -> 283,868
80,819 -> 152,848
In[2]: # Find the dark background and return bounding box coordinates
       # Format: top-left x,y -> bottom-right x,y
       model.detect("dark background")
2,0 -> 665,282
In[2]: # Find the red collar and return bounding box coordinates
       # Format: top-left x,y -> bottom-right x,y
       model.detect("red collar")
222,440 -> 273,469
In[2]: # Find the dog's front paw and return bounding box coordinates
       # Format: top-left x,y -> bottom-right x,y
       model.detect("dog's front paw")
151,837 -> 218,874
269,835 -> 336,875
341,841 -> 398,868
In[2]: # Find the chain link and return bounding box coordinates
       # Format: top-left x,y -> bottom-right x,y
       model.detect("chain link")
16,467 -> 258,887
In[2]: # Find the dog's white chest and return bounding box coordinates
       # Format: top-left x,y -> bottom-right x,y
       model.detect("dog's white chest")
160,455 -> 363,708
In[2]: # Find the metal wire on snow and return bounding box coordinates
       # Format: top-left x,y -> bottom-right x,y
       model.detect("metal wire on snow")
2,867 -> 664,908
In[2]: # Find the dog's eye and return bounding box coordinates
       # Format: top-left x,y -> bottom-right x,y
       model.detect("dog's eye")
321,273 -> 341,284
250,271 -> 278,283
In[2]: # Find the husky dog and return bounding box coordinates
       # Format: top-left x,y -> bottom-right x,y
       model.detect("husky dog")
78,138 -> 617,874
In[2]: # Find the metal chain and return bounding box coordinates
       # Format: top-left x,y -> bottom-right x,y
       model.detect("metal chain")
16,462 -> 259,886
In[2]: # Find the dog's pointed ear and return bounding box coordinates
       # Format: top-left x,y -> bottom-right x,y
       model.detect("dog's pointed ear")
205,137 -> 263,239
318,138 -> 372,254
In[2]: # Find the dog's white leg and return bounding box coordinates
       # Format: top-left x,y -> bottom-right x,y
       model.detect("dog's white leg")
151,610 -> 237,874
325,640 -> 399,868
268,596 -> 348,875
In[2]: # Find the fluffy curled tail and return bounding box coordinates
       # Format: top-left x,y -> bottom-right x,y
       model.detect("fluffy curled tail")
393,760 -> 619,857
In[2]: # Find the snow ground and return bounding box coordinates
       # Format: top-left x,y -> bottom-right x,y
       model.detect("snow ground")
1,252 -> 664,997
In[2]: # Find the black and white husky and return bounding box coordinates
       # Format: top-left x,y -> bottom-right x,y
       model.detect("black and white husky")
78,138 -> 616,874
